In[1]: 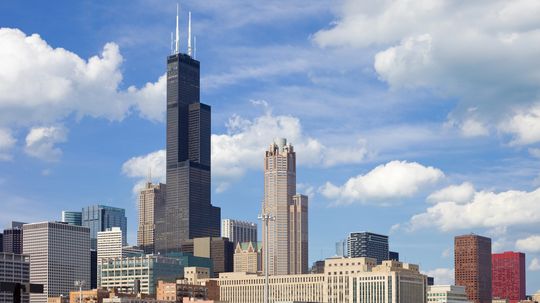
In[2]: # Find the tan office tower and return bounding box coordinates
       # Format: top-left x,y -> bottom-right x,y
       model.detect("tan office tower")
262,138 -> 308,275
455,234 -> 492,303
138,182 -> 165,254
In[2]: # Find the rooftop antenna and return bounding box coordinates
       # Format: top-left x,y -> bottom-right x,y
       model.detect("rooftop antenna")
175,3 -> 180,54
193,35 -> 197,59
187,11 -> 192,57
147,167 -> 152,183
170,32 -> 174,55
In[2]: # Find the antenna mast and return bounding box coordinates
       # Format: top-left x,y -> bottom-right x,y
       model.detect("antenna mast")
187,11 -> 192,57
193,35 -> 197,59
170,32 -> 174,54
175,3 -> 180,54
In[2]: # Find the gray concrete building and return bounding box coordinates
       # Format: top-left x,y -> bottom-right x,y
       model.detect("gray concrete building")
221,219 -> 257,245
0,252 -> 30,303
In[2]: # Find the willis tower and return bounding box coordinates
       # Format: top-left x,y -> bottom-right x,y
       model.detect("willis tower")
155,8 -> 221,253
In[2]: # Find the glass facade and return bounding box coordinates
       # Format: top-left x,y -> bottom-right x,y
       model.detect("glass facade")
155,53 -> 220,254
62,210 -> 82,226
348,232 -> 389,264
82,205 -> 127,249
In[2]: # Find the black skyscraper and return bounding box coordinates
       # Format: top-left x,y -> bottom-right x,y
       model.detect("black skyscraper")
155,47 -> 220,253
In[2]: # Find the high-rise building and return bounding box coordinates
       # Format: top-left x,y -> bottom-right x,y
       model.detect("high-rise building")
221,219 -> 257,245
2,222 -> 24,254
61,210 -> 82,226
427,285 -> 470,302
262,138 -> 309,275
22,222 -> 91,303
155,12 -> 220,254
193,237 -> 234,276
233,241 -> 262,273
389,250 -> 399,261
82,204 -> 127,249
335,239 -> 347,257
347,231 -> 389,264
0,233 -> 3,253
97,227 -> 123,261
138,182 -> 165,254
455,234 -> 492,303
492,251 -> 526,303
0,252 -> 30,303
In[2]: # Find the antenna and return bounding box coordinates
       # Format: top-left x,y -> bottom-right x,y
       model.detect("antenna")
147,167 -> 152,183
187,11 -> 192,56
175,3 -> 180,54
170,32 -> 173,55
193,35 -> 197,59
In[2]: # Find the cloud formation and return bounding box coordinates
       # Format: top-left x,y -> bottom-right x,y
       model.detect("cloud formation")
121,149 -> 166,193
0,128 -> 16,161
319,160 -> 444,205
515,235 -> 540,253
313,0 -> 540,143
24,126 -> 67,161
427,182 -> 475,204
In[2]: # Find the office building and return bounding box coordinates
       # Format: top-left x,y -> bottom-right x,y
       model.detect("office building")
427,285 -> 470,302
193,237 -> 233,276
492,251 -> 526,303
82,204 -> 127,249
0,252 -> 30,303
454,234 -> 492,303
99,255 -> 182,295
0,233 -> 3,252
3,222 -> 24,254
347,231 -> 389,264
138,182 -> 165,254
233,241 -> 261,273
154,12 -> 221,254
90,249 -> 97,289
218,257 -> 426,303
335,239 -> 347,257
97,227 -> 124,260
221,219 -> 257,245
22,222 -> 91,303
390,250 -> 399,261
262,138 -> 309,275
61,211 -> 82,226
310,260 -> 325,274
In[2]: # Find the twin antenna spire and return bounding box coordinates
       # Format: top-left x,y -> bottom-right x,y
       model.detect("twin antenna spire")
171,3 -> 194,58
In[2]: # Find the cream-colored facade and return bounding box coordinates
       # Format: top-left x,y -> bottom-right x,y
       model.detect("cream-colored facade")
262,138 -> 308,275
137,182 -> 165,254
217,257 -> 427,303
233,241 -> 261,273
427,285 -> 471,303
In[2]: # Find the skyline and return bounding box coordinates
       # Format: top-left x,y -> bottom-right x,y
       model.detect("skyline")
1,0 -> 540,294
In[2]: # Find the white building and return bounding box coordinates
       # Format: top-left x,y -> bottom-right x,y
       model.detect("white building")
427,285 -> 471,303
221,219 -> 257,245
23,222 -> 91,303
98,227 -> 123,260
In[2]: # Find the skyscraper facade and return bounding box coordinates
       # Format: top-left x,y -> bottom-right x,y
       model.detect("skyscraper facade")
82,204 -> 127,248
454,234 -> 492,303
61,210 -> 82,226
347,232 -> 389,264
22,222 -> 90,303
138,182 -> 165,253
492,251 -> 525,303
2,222 -> 24,254
335,239 -> 347,257
262,138 -> 309,275
221,219 -> 257,245
155,25 -> 220,253
0,252 -> 30,303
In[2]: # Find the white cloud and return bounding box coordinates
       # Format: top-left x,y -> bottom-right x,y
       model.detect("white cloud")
0,28 -> 165,126
24,126 -> 67,161
529,258 -> 540,271
410,187 -> 540,231
529,148 -> 540,158
319,160 -> 444,205
423,268 -> 454,285
121,149 -> 166,193
427,182 -> 475,204
516,235 -> 540,253
313,0 -> 540,142
0,128 -> 16,161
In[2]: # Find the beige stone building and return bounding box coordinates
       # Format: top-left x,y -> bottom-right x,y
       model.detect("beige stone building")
217,257 -> 427,303
138,182 -> 165,254
233,241 -> 262,273
262,138 -> 308,275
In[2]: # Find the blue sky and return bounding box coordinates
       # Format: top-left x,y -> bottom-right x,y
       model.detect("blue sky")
2,0 -> 540,292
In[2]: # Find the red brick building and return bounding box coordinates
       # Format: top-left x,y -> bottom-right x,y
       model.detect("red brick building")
455,234 -> 492,303
492,251 -> 526,303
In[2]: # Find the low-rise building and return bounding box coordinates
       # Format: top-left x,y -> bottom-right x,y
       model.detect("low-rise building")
427,285 -> 470,303
69,288 -> 111,303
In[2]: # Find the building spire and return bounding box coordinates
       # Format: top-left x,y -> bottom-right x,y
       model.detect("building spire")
193,35 -> 197,59
187,11 -> 192,57
175,3 -> 180,54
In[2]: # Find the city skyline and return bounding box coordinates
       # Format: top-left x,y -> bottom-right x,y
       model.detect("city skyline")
1,0 -> 540,294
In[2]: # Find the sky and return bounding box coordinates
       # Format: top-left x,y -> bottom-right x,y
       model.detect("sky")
1,0 -> 540,292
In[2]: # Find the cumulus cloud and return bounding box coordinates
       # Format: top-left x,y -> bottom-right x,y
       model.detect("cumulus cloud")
24,126 -> 67,161
0,28 -> 165,126
427,182 -> 475,204
121,150 -> 166,193
410,187 -> 540,231
423,268 -> 454,285
0,128 -> 16,161
122,110 -> 369,192
529,258 -> 540,271
319,160 -> 444,205
313,0 -> 540,142
516,235 -> 540,253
